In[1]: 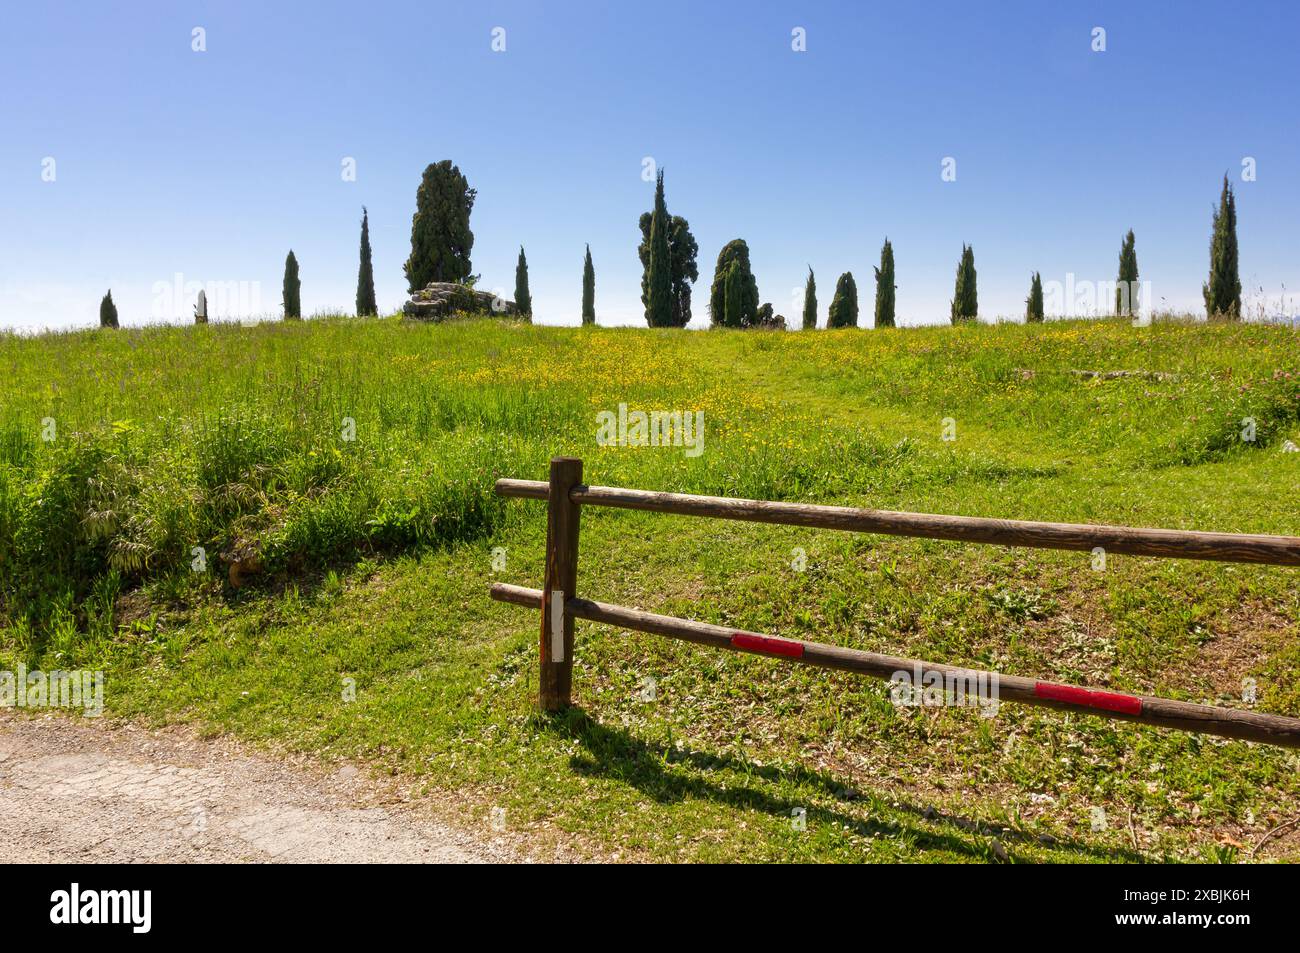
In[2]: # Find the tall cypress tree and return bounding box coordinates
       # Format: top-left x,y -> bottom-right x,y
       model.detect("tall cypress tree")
403,160 -> 476,292
708,239 -> 759,327
514,246 -> 532,317
802,267 -> 817,329
1203,175 -> 1241,320
99,290 -> 119,329
638,212 -> 698,326
645,170 -> 674,326
283,250 -> 301,320
827,272 -> 859,328
581,244 -> 595,325
1026,272 -> 1045,323
356,207 -> 377,316
1115,229 -> 1138,317
950,244 -> 977,323
873,238 -> 896,328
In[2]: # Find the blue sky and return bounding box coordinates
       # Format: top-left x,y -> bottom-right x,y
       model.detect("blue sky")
2,0 -> 1297,330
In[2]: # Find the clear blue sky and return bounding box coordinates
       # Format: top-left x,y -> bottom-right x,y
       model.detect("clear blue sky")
2,0 -> 1297,330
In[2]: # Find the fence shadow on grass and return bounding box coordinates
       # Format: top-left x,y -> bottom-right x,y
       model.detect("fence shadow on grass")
541,707 -> 1148,864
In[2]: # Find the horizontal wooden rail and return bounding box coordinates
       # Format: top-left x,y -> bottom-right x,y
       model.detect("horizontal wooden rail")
496,478 -> 549,501
494,479 -> 1300,566
490,582 -> 1300,748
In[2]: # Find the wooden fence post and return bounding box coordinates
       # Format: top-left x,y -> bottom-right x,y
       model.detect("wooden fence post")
539,456 -> 583,711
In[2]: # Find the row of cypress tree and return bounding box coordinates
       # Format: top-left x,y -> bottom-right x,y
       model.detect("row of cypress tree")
384,168 -> 1238,326
94,168 -> 1242,328
698,237 -> 897,330
284,200 -> 544,324
639,173 -> 1244,330
528,170 -> 1235,328
98,213 -> 365,327
1027,177 -> 1239,324
396,167 -> 1229,328
283,203 -> 531,323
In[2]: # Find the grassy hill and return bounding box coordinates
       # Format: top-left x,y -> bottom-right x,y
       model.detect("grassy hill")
3,315 -> 1299,861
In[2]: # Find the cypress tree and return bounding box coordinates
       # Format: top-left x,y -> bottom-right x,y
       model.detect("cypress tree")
356,207 -> 377,316
1115,229 -> 1138,317
99,290 -> 119,329
666,217 -> 699,327
514,245 -> 532,317
645,170 -> 674,326
1203,175 -> 1241,320
950,244 -> 977,323
638,212 -> 698,326
802,267 -> 817,329
873,238 -> 896,328
723,260 -> 744,328
827,272 -> 859,328
403,160 -> 476,292
1026,272 -> 1045,323
283,250 -> 301,320
708,239 -> 759,327
581,244 -> 595,325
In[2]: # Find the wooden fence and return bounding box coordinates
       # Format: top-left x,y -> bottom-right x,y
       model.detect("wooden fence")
490,457 -> 1300,748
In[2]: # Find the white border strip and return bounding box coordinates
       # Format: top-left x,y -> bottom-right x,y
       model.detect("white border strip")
549,590 -> 565,662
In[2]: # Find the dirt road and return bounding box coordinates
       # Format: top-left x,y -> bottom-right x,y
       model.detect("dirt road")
0,713 -> 516,863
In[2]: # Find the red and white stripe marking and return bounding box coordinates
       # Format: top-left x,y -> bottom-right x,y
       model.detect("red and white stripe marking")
1033,681 -> 1142,715
730,633 -> 806,659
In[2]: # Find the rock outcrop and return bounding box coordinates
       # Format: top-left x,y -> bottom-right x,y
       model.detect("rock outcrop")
403,282 -> 517,321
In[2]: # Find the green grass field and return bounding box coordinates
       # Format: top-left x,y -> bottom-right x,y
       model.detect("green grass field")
3,315 -> 1299,862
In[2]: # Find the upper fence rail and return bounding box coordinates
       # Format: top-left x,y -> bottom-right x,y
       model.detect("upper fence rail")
494,479 -> 1300,566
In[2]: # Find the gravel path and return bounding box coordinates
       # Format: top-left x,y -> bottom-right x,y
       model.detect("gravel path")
0,713 -> 517,863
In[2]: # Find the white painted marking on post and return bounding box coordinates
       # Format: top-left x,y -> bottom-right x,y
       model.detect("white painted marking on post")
550,590 -> 565,662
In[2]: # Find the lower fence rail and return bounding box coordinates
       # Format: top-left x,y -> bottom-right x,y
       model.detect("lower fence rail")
490,582 -> 1300,749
